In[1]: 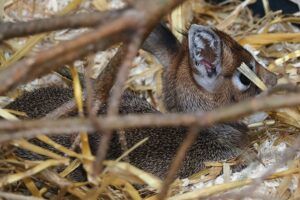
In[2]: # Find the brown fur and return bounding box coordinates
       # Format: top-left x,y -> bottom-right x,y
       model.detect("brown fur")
163,28 -> 277,112
4,24 -> 276,180
6,88 -> 247,179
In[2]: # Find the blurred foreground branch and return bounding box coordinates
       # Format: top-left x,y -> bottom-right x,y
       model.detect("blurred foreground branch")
0,92 -> 299,142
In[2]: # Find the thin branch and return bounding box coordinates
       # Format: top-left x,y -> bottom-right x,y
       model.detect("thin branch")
44,98 -> 80,119
85,55 -> 97,117
158,126 -> 199,200
0,9 -> 125,41
264,83 -> 300,95
45,83 -> 300,122
95,44 -> 128,102
93,33 -> 143,174
90,44 -> 132,174
0,191 -> 44,200
108,34 -> 143,116
0,93 -> 299,142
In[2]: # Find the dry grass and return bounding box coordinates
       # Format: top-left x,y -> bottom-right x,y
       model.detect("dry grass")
0,0 -> 299,199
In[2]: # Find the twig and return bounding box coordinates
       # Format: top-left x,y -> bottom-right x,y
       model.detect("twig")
44,99 -> 78,119
108,34 -> 143,116
158,126 -> 199,200
85,55 -> 97,118
95,44 -> 128,102
40,170 -> 86,199
0,191 -> 44,200
263,83 -> 300,95
83,54 -> 106,177
117,130 -> 130,162
93,33 -> 143,174
0,10 -> 125,41
56,66 -> 85,86
0,93 -> 300,141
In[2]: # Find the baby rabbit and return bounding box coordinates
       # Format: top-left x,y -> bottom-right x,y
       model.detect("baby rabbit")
5,23 -> 276,179
144,24 -> 277,112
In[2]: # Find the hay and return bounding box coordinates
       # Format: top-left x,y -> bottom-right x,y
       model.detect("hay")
0,0 -> 299,199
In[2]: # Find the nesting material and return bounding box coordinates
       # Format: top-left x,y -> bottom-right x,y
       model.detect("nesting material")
0,0 -> 299,199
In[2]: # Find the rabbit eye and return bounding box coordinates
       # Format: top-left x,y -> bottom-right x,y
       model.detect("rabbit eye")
239,73 -> 251,86
232,61 -> 255,92
232,72 -> 251,92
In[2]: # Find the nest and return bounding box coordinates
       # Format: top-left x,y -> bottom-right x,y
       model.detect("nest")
0,0 -> 299,199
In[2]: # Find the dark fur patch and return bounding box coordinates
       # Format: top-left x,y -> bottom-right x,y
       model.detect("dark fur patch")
5,87 -> 248,180
142,23 -> 181,67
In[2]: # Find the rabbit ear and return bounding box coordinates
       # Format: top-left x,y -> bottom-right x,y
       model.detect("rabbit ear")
142,23 -> 181,68
188,24 -> 222,92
